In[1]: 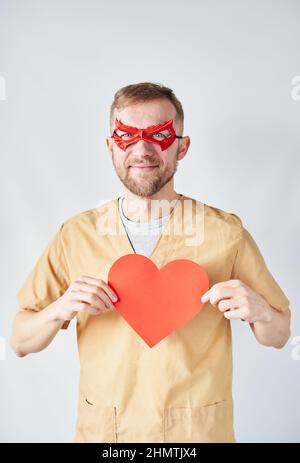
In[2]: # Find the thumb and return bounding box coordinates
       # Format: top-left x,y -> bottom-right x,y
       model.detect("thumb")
201,290 -> 210,303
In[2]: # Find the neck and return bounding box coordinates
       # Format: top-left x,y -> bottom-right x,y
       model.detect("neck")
122,182 -> 180,222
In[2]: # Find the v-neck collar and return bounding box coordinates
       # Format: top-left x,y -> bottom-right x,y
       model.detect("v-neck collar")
113,193 -> 185,262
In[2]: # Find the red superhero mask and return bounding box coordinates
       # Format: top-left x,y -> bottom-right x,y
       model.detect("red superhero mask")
110,118 -> 183,151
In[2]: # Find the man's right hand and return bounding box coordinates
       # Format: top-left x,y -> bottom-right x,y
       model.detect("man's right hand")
52,275 -> 119,322
11,275 -> 119,357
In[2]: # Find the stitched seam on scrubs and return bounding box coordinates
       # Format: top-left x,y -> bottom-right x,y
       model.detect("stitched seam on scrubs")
58,223 -> 72,286
20,299 -> 54,311
160,194 -> 189,264
153,193 -> 184,265
229,215 -> 243,279
114,407 -> 118,443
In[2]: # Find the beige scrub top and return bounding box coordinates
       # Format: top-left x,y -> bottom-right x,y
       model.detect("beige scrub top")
16,194 -> 290,443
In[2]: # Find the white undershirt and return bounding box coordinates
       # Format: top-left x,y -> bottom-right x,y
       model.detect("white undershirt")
118,195 -> 170,257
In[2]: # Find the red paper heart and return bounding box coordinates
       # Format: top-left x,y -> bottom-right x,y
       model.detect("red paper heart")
108,254 -> 209,347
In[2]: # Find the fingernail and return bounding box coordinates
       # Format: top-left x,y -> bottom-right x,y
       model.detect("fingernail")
112,294 -> 118,302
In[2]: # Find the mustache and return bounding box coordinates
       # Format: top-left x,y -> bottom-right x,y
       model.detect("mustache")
126,158 -> 161,167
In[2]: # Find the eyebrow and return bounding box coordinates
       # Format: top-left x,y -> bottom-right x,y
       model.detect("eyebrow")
118,119 -> 171,128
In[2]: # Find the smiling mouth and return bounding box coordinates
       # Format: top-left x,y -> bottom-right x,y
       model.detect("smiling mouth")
129,165 -> 159,170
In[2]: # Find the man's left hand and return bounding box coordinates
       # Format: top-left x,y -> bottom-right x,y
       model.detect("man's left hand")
201,279 -> 273,323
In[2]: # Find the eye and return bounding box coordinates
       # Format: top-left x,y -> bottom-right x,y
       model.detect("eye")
151,132 -> 165,139
121,132 -> 134,138
150,130 -> 171,140
115,130 -> 134,138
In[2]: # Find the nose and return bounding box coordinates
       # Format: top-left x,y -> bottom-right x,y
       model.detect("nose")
130,138 -> 157,153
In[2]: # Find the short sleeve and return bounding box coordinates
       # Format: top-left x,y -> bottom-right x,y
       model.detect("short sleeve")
16,224 -> 71,329
231,224 -> 290,313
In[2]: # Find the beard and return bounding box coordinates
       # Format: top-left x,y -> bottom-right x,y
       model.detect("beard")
112,150 -> 179,197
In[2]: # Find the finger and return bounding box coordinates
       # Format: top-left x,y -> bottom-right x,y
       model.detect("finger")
76,275 -> 118,302
201,290 -> 210,303
73,302 -> 104,315
99,282 -> 118,304
71,302 -> 102,315
217,297 -> 243,312
223,308 -> 247,320
201,280 -> 244,303
71,283 -> 115,309
202,287 -> 238,307
70,290 -> 107,310
74,279 -> 118,305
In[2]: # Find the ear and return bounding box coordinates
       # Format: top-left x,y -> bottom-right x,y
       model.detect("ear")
177,136 -> 190,161
106,137 -> 113,156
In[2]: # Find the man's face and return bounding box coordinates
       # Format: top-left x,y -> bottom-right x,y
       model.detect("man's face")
106,99 -> 190,197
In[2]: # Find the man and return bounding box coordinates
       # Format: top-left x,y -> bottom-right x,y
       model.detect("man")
11,82 -> 291,443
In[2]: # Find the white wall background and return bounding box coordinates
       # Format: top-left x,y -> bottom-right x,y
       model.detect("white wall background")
0,0 -> 299,442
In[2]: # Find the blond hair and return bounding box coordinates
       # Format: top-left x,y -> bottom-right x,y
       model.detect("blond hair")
109,82 -> 184,135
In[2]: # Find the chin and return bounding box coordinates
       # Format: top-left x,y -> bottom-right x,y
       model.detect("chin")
125,182 -> 162,197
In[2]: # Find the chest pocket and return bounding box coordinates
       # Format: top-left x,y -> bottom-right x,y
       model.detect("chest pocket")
163,400 -> 235,443
75,395 -> 117,443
